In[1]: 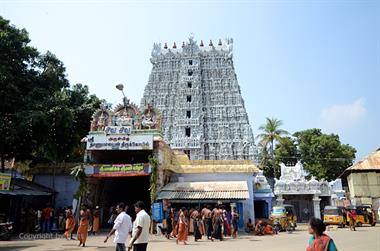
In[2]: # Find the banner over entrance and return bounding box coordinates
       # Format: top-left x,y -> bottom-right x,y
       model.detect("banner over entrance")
84,163 -> 151,177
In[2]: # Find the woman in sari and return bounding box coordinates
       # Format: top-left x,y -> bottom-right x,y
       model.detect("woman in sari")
306,217 -> 337,251
176,208 -> 188,245
92,206 -> 100,235
64,209 -> 75,240
77,209 -> 89,247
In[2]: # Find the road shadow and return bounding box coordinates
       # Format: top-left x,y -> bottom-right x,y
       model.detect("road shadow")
0,243 -> 39,251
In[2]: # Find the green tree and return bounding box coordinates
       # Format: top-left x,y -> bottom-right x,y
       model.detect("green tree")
67,84 -> 101,161
274,136 -> 298,166
0,16 -> 68,171
0,16 -> 100,171
38,84 -> 101,163
258,143 -> 275,178
257,117 -> 289,178
294,129 -> 356,181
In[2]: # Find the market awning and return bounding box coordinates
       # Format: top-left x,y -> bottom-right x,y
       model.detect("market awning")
157,181 -> 249,200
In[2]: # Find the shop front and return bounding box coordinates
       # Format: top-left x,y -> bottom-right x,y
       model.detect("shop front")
155,152 -> 261,227
157,180 -> 249,228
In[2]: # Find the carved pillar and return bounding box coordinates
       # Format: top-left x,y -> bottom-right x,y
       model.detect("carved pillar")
313,196 -> 321,219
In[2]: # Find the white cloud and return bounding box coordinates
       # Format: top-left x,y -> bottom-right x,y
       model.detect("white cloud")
320,97 -> 366,132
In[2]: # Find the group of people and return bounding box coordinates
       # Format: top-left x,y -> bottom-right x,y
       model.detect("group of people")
62,205 -> 101,246
29,201 -> 150,251
246,219 -> 274,235
63,201 -> 150,251
104,201 -> 151,251
16,203 -> 100,235
164,204 -> 240,244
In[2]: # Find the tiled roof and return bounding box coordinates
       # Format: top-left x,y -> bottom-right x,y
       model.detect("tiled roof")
157,181 -> 249,200
347,148 -> 380,171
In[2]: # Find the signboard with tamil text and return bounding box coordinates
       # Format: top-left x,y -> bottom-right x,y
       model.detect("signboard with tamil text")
86,134 -> 153,150
104,126 -> 132,135
85,163 -> 151,177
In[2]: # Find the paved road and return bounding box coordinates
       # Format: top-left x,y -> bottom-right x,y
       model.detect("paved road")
0,225 -> 379,251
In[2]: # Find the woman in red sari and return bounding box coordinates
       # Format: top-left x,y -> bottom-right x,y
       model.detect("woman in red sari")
176,208 -> 188,245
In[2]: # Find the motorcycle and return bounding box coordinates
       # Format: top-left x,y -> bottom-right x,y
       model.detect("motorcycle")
273,220 -> 281,234
0,222 -> 13,241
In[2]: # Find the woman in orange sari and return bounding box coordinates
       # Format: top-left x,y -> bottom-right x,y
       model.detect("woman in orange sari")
77,209 -> 89,247
92,206 -> 100,235
176,208 -> 188,245
64,209 -> 76,240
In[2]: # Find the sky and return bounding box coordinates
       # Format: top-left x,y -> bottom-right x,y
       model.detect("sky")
1,0 -> 379,160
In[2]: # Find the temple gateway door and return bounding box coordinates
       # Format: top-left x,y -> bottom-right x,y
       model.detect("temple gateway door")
284,195 -> 314,223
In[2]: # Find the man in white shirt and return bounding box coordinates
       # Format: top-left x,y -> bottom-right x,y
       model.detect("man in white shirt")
104,203 -> 133,251
128,201 -> 151,251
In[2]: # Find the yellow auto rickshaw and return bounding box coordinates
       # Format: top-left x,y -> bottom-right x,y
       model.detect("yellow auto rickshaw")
323,206 -> 347,227
355,205 -> 377,227
284,204 -> 297,229
270,204 -> 297,231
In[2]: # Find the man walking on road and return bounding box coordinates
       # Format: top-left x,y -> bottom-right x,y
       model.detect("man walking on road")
128,201 -> 151,251
104,203 -> 133,251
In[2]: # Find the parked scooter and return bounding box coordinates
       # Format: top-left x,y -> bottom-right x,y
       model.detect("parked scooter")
0,222 -> 13,241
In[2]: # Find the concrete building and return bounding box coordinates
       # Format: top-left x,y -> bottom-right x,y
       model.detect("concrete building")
341,148 -> 380,211
141,36 -> 256,161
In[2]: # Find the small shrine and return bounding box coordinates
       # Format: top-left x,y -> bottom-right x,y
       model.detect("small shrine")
274,161 -> 343,221
85,98 -> 162,155
90,99 -> 161,133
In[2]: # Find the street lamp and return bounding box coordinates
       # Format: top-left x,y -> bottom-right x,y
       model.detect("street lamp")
116,84 -> 125,97
116,83 -> 128,108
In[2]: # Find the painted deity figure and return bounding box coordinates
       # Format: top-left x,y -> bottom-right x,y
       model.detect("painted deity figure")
97,112 -> 108,131
115,111 -> 133,126
141,104 -> 157,129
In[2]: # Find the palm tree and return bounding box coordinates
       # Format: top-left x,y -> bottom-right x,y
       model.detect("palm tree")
256,117 -> 289,177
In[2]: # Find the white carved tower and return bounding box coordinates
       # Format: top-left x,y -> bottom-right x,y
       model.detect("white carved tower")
141,36 -> 256,160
